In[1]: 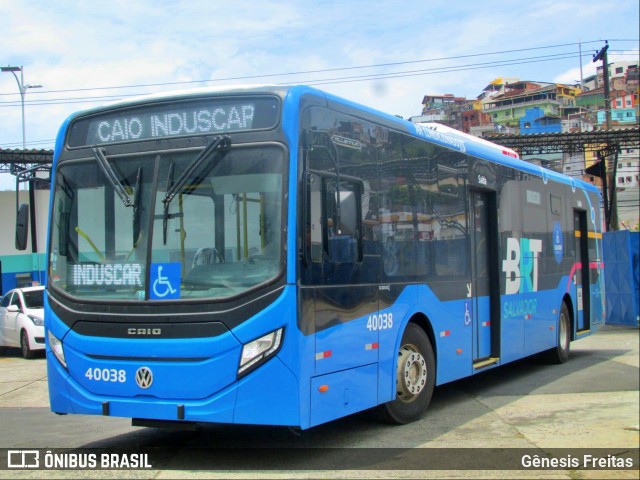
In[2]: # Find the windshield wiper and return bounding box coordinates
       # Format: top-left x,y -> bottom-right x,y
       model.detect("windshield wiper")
162,135 -> 231,206
161,135 -> 231,244
162,162 -> 175,245
132,166 -> 143,245
92,146 -> 134,207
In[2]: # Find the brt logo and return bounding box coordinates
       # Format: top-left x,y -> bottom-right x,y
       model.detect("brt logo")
502,237 -> 542,294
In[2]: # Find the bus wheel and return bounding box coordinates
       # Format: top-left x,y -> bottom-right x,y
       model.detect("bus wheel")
378,323 -> 435,424
545,303 -> 571,364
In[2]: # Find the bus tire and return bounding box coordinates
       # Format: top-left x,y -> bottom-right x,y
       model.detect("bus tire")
377,323 -> 435,425
545,302 -> 571,364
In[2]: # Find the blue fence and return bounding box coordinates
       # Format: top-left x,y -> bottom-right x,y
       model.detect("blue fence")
603,230 -> 639,327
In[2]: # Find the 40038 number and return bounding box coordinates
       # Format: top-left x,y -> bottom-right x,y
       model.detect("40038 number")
85,368 -> 126,383
367,313 -> 393,331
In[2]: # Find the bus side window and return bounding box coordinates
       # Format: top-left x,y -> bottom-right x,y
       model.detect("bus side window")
306,172 -> 362,264
325,179 -> 361,263
307,173 -> 324,263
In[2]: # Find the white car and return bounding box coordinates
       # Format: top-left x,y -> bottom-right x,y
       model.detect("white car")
0,286 -> 45,359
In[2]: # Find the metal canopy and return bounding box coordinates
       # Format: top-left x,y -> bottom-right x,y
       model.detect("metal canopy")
0,148 -> 54,173
485,127 -> 640,155
0,148 -> 53,193
1,128 -> 638,178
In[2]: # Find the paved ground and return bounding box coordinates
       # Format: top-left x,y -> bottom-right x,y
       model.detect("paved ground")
0,324 -> 638,479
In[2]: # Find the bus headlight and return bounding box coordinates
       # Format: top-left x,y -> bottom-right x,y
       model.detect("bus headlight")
238,328 -> 283,377
48,330 -> 67,368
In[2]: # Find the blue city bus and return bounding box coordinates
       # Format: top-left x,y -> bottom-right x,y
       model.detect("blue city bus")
43,85 -> 605,429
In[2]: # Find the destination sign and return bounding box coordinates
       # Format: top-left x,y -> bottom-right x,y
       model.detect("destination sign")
68,96 -> 280,147
70,262 -> 143,287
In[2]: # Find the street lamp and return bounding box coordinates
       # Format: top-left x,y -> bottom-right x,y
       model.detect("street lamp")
2,65 -> 43,283
1,65 -> 42,149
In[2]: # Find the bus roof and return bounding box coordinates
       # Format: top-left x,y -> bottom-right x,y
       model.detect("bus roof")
55,84 -> 599,195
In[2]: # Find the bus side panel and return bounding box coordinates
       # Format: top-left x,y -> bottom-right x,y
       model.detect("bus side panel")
412,285 -> 474,386
234,357 -> 301,426
526,291 -> 560,355
313,285 -> 379,376
498,180 -> 525,364
309,364 -> 378,427
499,302 -> 524,364
523,177 -> 560,356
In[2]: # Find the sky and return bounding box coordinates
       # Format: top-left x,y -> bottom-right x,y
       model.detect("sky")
1,0 -> 639,190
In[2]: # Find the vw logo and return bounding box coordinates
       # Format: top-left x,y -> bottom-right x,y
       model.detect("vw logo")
135,367 -> 153,389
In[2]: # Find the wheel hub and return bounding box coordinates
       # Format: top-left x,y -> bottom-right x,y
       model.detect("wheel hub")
397,345 -> 428,402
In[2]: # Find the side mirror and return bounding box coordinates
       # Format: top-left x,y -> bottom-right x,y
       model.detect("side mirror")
7,305 -> 20,313
15,203 -> 29,251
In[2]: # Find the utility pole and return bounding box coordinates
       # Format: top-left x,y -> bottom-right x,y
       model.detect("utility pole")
593,42 -> 611,129
579,40 -> 584,87
593,42 -> 618,230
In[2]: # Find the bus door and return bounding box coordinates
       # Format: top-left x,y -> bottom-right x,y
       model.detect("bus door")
574,210 -> 591,332
304,172 -> 379,373
301,171 -> 380,426
471,191 -> 500,365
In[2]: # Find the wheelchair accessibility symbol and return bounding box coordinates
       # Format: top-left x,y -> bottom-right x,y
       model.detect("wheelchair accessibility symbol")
464,301 -> 472,326
150,263 -> 181,299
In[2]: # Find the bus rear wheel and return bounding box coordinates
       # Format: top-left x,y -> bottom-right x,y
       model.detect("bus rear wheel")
378,323 -> 435,425
544,302 -> 571,364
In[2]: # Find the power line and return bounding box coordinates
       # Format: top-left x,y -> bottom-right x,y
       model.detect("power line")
0,92 -> 144,107
0,51 -> 603,108
2,39 -> 637,99
287,53 -> 589,87
2,138 -> 56,148
2,39 -> 638,147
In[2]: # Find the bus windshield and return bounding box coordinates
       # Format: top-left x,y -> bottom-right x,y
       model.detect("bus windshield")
49,145 -> 285,301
